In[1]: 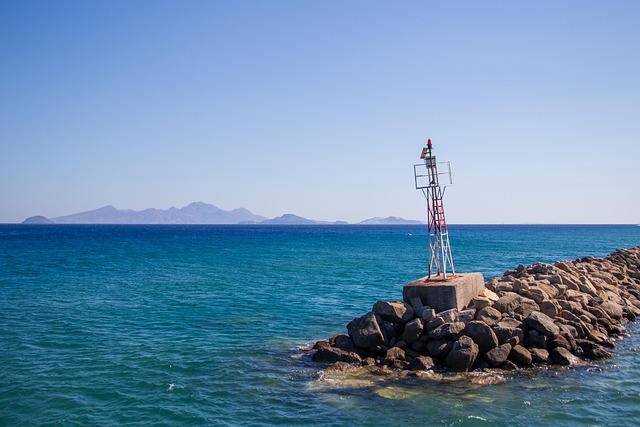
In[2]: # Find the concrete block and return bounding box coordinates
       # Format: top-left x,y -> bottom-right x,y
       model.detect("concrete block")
402,273 -> 485,312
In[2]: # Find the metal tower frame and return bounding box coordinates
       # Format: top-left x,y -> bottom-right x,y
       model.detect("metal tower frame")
414,139 -> 455,280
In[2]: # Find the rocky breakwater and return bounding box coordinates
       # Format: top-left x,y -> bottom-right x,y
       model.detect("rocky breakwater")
312,247 -> 640,372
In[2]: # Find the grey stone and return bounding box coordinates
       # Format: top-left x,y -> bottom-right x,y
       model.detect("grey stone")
444,335 -> 479,372
420,308 -> 436,322
576,339 -> 611,360
334,334 -> 358,353
524,329 -> 547,348
409,297 -> 424,312
410,340 -> 429,354
523,311 -> 560,338
427,316 -> 445,331
347,312 -> 387,348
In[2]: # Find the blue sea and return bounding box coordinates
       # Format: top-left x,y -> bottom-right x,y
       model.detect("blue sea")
2,224 -> 640,426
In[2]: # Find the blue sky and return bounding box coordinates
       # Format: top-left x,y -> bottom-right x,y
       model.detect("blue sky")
1,0 -> 639,223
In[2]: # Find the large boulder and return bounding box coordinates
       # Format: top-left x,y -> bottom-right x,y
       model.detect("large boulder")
312,347 -> 362,364
402,318 -> 424,344
551,347 -> 579,365
428,322 -> 466,340
508,345 -> 532,366
444,336 -> 479,372
427,340 -> 453,358
523,311 -> 560,338
599,301 -> 624,320
463,321 -> 499,354
493,292 -> 539,316
475,306 -> 502,327
483,343 -> 512,367
347,312 -> 387,348
409,355 -> 435,371
372,301 -> 414,324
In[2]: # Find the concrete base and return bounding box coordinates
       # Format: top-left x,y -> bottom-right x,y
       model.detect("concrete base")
402,273 -> 485,313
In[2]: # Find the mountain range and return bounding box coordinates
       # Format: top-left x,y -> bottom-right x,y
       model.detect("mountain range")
21,202 -> 422,225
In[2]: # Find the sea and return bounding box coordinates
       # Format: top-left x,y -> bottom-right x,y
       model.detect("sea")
1,224 -> 640,426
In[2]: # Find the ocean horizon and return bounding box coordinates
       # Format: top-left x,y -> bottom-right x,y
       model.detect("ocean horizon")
2,224 -> 640,426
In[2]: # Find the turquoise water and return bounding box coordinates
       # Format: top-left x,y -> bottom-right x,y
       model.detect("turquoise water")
1,224 -> 640,426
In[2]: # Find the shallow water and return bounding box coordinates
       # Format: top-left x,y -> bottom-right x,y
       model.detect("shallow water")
1,224 -> 639,426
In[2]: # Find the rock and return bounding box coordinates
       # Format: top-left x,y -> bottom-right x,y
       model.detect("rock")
539,300 -> 559,318
313,339 -> 331,350
428,322 -> 466,340
438,308 -> 459,323
334,334 -> 359,353
493,320 -> 524,345
576,339 -> 611,360
463,321 -> 499,354
483,343 -> 512,367
457,309 -> 476,324
529,347 -> 551,364
444,336 -> 479,372
347,312 -> 387,348
420,308 -> 436,322
525,329 -> 547,348
427,316 -> 445,331
520,287 -> 548,304
473,295 -> 492,310
402,318 -> 424,344
427,340 -> 453,358
509,345 -> 532,366
476,306 -> 502,327
410,340 -> 429,354
409,297 -> 424,312
384,346 -> 406,363
551,347 -> 579,366
523,311 -> 560,338
599,301 -> 624,320
493,292 -> 539,316
501,360 -> 519,370
372,301 -> 414,324
409,355 -> 435,371
312,347 -> 362,364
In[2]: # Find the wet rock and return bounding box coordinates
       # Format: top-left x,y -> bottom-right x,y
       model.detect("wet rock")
409,355 -> 434,371
312,347 -> 362,364
427,340 -> 453,358
483,343 -> 512,367
347,312 -> 386,348
529,347 -> 551,364
384,346 -> 406,363
576,339 -> 611,360
509,345 -> 532,366
551,347 -> 579,365
444,336 -> 478,372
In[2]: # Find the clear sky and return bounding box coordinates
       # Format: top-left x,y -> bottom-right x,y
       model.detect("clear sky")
1,0 -> 639,224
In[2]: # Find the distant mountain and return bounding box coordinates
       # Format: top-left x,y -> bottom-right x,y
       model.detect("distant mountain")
257,214 -> 347,225
50,202 -> 268,224
22,215 -> 54,224
357,216 -> 423,225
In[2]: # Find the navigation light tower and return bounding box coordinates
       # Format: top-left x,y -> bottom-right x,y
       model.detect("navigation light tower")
414,139 -> 455,280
